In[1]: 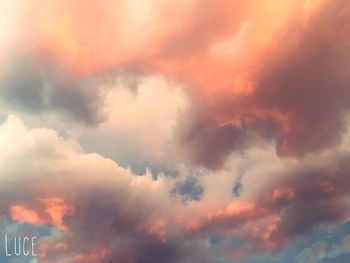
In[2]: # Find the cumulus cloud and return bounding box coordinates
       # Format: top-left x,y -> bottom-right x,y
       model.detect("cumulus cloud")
0,115 -> 214,263
78,75 -> 188,174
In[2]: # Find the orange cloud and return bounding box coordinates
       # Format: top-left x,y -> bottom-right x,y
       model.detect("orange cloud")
41,198 -> 74,232
10,198 -> 73,232
10,205 -> 46,226
147,218 -> 167,243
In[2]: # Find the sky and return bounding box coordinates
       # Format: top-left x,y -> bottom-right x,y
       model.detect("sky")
0,0 -> 350,262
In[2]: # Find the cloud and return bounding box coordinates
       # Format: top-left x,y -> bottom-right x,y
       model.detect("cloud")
190,150 -> 350,257
245,0 -> 350,157
176,110 -> 248,169
3,0 -> 348,170
1,115 -> 350,262
78,75 -> 188,174
0,115 -> 214,263
0,53 -> 107,125
173,0 -> 350,168
0,0 -> 302,131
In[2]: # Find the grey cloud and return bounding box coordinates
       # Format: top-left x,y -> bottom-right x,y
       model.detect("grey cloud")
0,53 -> 107,125
177,113 -> 248,169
